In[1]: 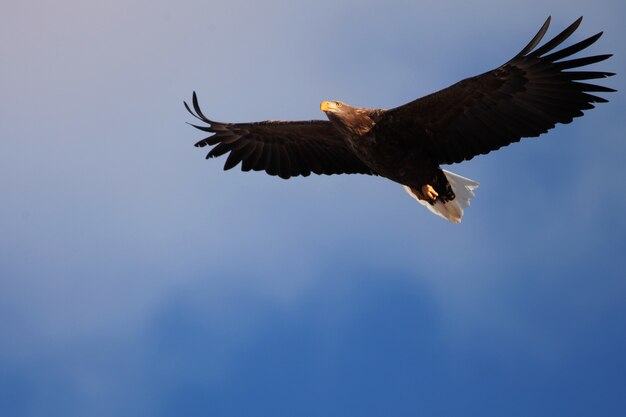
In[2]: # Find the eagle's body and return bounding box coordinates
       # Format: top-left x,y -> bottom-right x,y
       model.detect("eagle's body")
186,17 -> 614,223
322,103 -> 457,204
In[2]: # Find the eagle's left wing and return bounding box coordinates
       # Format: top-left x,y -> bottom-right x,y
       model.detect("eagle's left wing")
384,17 -> 615,165
186,93 -> 377,179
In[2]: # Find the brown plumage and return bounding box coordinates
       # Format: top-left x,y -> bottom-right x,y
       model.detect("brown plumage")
186,17 -> 615,223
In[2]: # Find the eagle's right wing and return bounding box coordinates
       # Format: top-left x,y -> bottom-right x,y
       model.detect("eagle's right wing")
186,93 -> 376,179
383,17 -> 615,165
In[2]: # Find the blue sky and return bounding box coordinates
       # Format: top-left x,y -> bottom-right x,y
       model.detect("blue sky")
1,1 -> 625,416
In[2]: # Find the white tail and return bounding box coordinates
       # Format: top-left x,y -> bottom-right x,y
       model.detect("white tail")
403,170 -> 479,224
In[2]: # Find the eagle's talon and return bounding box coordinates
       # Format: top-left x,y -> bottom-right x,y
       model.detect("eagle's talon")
421,184 -> 438,202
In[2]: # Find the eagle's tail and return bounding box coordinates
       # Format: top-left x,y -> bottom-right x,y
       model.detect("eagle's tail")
403,170 -> 479,224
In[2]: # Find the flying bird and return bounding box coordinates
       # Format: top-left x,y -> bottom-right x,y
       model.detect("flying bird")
186,17 -> 614,223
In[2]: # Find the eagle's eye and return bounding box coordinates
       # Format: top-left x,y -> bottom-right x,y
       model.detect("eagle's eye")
336,102 -> 343,107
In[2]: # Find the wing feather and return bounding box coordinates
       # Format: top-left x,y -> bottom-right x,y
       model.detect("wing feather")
247,143 -> 266,172
513,16 -> 552,59
542,32 -> 603,62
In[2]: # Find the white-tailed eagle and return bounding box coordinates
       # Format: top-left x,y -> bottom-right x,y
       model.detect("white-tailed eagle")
186,17 -> 614,223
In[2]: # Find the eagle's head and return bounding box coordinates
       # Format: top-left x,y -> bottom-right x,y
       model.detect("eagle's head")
320,100 -> 376,136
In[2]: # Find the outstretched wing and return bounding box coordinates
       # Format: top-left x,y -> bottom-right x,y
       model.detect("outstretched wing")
385,16 -> 615,165
185,93 -> 376,179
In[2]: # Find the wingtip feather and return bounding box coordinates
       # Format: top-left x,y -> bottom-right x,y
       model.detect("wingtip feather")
512,16 -> 552,59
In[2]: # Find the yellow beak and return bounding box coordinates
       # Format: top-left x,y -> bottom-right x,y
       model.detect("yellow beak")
320,101 -> 332,112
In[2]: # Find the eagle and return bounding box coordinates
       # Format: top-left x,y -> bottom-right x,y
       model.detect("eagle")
186,17 -> 614,223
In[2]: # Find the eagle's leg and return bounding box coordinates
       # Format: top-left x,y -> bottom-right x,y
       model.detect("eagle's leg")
421,184 -> 438,203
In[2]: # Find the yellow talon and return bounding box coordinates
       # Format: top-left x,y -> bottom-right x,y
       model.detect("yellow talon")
421,184 -> 438,202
